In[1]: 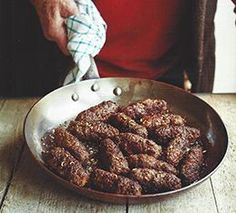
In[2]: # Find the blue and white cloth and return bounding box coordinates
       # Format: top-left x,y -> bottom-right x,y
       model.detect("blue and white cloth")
63,0 -> 107,85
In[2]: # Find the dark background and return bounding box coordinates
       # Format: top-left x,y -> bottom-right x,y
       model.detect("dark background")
0,0 -> 69,97
0,0 -> 196,96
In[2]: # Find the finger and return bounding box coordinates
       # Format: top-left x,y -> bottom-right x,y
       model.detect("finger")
60,0 -> 79,18
53,19 -> 70,55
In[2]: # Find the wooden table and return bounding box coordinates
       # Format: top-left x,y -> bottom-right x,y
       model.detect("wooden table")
0,94 -> 235,213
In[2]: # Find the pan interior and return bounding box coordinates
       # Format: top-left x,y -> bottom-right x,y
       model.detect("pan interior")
24,78 -> 228,200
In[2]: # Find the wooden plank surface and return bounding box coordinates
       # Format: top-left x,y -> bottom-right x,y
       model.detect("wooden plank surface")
129,180 -> 217,213
0,99 -> 37,206
198,95 -> 236,213
0,95 -> 236,213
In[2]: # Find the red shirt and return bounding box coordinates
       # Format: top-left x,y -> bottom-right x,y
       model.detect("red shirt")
94,0 -> 187,79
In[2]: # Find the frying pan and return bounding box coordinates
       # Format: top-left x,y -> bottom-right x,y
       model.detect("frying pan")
24,78 -> 228,204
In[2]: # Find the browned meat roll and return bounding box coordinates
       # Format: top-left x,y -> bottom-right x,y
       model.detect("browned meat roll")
127,154 -> 178,175
43,147 -> 89,187
181,145 -> 204,184
114,133 -> 162,158
121,99 -> 168,120
109,112 -> 148,138
130,168 -> 181,193
54,128 -> 89,165
91,169 -> 142,195
116,176 -> 142,195
67,120 -> 119,142
99,138 -> 129,175
166,136 -> 191,167
90,168 -> 118,193
154,125 -> 200,145
141,113 -> 185,130
75,100 -> 119,122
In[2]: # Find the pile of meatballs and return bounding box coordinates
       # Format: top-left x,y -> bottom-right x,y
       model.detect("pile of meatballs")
42,99 -> 204,195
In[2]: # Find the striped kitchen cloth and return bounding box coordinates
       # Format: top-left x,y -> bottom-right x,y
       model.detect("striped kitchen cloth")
63,0 -> 107,85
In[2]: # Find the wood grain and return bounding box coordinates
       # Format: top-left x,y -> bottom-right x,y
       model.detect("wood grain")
129,180 -> 217,213
0,99 -> 37,206
198,94 -> 236,213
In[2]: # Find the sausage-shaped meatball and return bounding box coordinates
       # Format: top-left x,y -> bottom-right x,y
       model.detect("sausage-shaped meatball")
90,168 -> 118,193
114,133 -> 162,158
75,101 -> 119,122
109,112 -> 148,138
131,168 -> 181,193
91,169 -> 142,195
121,99 -> 168,121
54,128 -> 89,164
127,154 -> 178,175
43,147 -> 89,187
67,120 -> 119,142
141,113 -> 185,130
166,136 -> 190,167
116,176 -> 142,195
181,145 -> 204,184
154,125 -> 200,145
99,138 -> 129,175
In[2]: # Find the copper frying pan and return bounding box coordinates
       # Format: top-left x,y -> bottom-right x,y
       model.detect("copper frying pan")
24,77 -> 228,204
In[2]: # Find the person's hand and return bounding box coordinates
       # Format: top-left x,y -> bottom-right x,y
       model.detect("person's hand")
32,0 -> 79,55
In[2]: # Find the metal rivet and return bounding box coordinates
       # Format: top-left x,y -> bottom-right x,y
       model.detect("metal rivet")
72,93 -> 79,101
113,87 -> 122,96
91,83 -> 100,92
